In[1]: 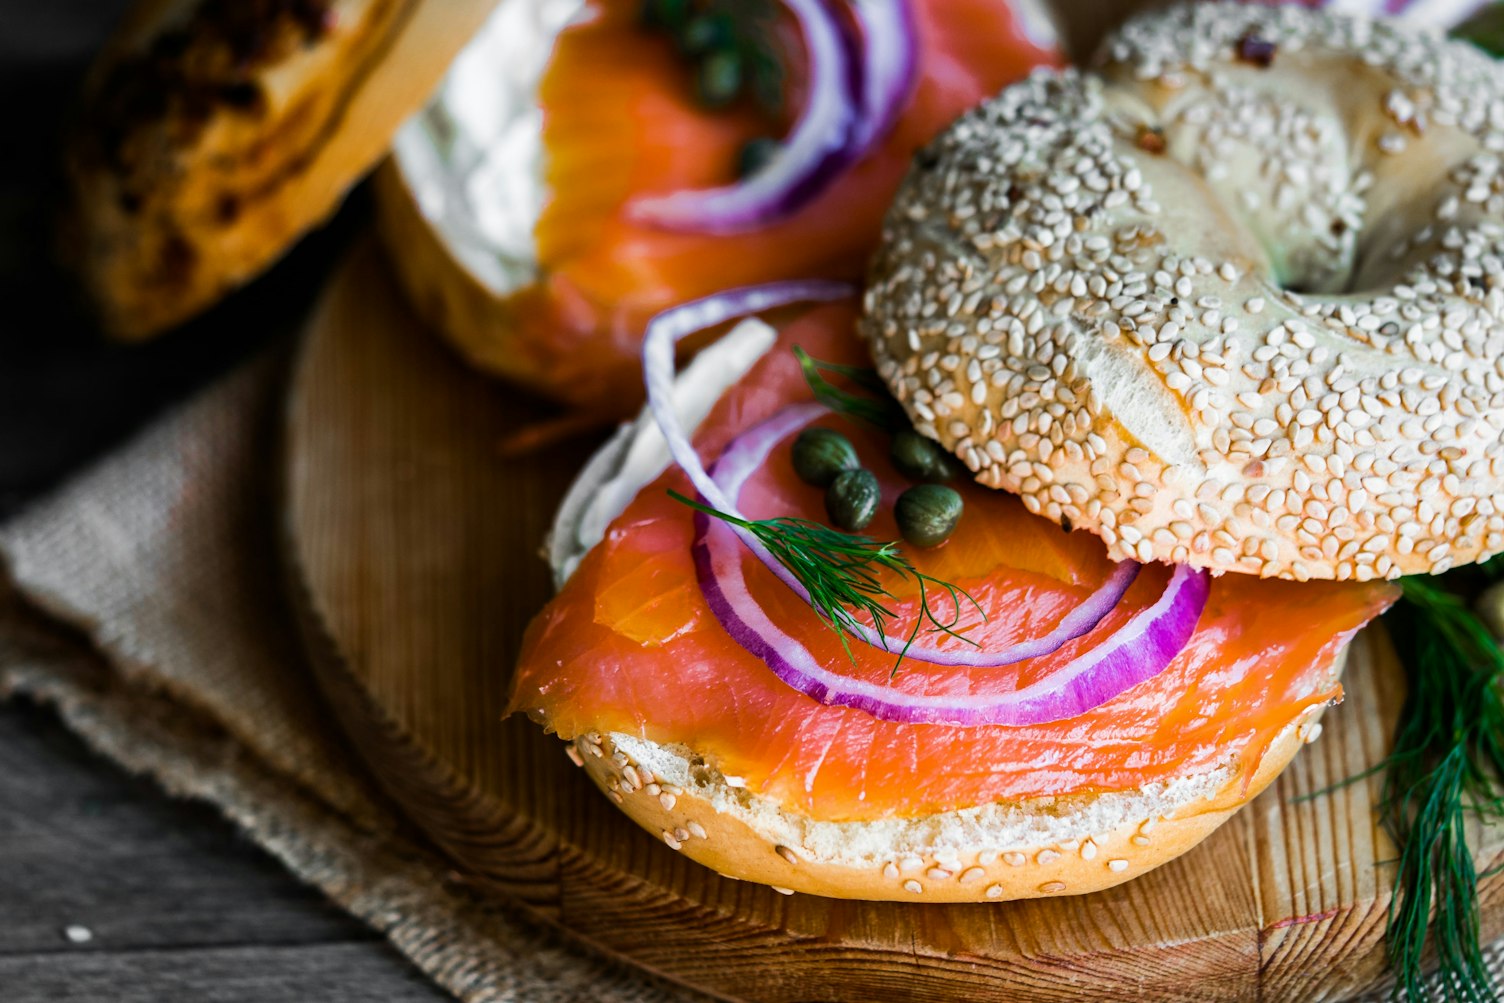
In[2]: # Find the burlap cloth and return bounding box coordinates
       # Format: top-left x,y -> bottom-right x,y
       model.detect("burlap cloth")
0,340 -> 1491,1002
0,347 -> 692,1003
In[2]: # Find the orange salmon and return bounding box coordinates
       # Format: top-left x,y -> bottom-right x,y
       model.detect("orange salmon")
511,303 -> 1398,821
510,0 -> 1062,407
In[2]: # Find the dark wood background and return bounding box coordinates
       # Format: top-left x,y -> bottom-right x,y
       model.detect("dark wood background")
0,2 -> 450,999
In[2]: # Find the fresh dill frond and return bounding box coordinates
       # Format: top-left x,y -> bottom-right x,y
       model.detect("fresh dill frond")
793,346 -> 908,432
1458,4 -> 1504,59
1378,575 -> 1504,1002
673,490 -> 983,671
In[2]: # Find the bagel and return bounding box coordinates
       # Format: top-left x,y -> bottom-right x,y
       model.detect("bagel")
377,0 -> 1063,407
514,302 -> 1395,902
62,0 -> 496,339
861,1 -> 1504,582
562,698 -> 1331,902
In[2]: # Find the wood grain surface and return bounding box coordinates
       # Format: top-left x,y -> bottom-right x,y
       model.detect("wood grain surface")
282,243 -> 1504,1003
0,700 -> 448,1003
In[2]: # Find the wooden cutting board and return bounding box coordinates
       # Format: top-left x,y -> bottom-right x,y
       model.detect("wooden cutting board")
283,243 -> 1504,1002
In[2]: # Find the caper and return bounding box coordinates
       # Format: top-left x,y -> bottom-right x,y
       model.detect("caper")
678,11 -> 734,54
895,484 -> 963,548
695,48 -> 743,108
737,136 -> 780,179
890,429 -> 955,483
641,0 -> 689,30
826,469 -> 881,532
791,427 -> 860,487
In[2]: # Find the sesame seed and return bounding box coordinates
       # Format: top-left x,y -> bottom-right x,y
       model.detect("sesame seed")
1108,859 -> 1130,872
859,1 -> 1504,582
903,880 -> 924,894
1039,881 -> 1068,894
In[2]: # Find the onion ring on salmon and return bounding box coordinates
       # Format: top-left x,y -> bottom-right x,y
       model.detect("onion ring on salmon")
628,0 -> 865,233
699,401 -> 1147,675
514,293 -> 1396,902
694,402 -> 1204,723
380,0 -> 1064,407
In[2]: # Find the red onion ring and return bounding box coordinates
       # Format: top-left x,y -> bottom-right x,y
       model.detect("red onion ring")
642,282 -> 855,521
847,0 -> 920,153
695,507 -> 1209,726
704,402 -> 1141,666
643,289 -> 1208,725
629,0 -> 865,235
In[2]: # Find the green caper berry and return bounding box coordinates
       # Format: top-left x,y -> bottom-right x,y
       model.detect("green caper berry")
641,0 -> 688,30
679,12 -> 734,54
791,427 -> 859,487
695,49 -> 743,108
895,484 -> 963,548
889,429 -> 955,483
737,136 -> 780,179
826,469 -> 881,532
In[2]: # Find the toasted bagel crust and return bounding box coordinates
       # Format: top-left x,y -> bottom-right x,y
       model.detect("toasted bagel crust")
559,660 -> 1339,902
862,3 -> 1504,582
63,0 -> 496,339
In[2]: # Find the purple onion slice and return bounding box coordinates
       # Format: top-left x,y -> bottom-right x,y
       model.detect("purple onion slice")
847,0 -> 921,154
641,282 -> 854,521
629,0 -> 921,234
704,402 -> 1140,666
695,507 -> 1210,726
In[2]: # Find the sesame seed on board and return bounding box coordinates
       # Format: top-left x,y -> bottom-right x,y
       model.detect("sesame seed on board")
860,1 -> 1504,582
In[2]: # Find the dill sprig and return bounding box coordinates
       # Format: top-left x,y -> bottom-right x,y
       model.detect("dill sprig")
673,489 -> 983,672
1378,568 -> 1504,1002
1458,4 -> 1504,59
1373,15 -> 1504,1000
793,346 -> 908,431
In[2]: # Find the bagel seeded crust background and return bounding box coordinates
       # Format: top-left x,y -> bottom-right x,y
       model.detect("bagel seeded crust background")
863,2 -> 1504,583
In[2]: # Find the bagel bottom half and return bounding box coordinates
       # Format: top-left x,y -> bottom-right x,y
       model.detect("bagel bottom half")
556,651 -> 1342,903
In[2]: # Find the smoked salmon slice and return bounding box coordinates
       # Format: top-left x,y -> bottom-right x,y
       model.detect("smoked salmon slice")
514,0 -> 1062,406
511,303 -> 1398,822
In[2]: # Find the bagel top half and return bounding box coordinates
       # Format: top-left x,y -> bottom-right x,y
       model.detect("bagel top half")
862,1 -> 1504,582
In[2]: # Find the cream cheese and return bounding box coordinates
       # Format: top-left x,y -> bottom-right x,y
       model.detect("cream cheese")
548,319 -> 779,587
391,0 -> 586,297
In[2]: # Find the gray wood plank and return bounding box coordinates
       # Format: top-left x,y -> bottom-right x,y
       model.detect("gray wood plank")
0,701 -> 366,956
0,943 -> 449,1003
0,701 -> 445,1000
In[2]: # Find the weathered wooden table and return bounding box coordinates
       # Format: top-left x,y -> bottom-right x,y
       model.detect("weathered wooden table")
0,5 -> 449,998
0,703 -> 450,1002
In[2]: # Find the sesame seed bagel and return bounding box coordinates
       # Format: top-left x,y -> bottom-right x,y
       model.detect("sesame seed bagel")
560,684 -> 1333,902
861,2 -> 1504,582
